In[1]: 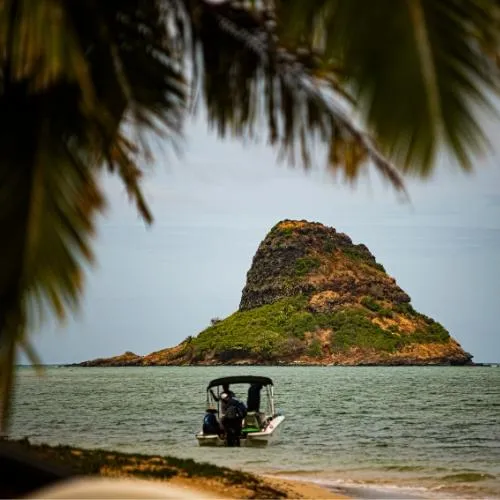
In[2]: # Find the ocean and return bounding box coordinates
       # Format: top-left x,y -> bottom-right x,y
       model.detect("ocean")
10,366 -> 500,499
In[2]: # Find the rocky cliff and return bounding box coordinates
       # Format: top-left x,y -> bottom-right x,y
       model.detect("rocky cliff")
79,220 -> 473,366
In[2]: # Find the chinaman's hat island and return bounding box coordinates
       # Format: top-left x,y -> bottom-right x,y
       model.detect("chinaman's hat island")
77,220 -> 473,367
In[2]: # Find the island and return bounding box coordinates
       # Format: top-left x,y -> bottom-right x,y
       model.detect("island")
79,219 -> 472,366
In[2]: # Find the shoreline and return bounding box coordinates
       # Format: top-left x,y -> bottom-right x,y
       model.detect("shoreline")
0,438 -> 345,499
65,362 -> 486,367
4,438 -> 496,499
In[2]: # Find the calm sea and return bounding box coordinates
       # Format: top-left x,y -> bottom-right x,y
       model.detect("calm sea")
10,366 -> 500,499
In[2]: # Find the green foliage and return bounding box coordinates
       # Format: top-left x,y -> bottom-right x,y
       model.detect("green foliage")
277,337 -> 306,357
279,227 -> 294,237
361,296 -> 381,312
342,248 -> 384,272
275,0 -> 497,172
307,338 -> 323,358
425,322 -> 451,341
379,308 -> 394,318
360,297 -> 392,317
189,296 -> 451,360
281,311 -> 316,338
191,297 -> 312,359
400,328 -> 449,345
394,302 -> 417,315
294,257 -> 321,276
419,312 -> 438,325
323,240 -> 336,253
393,319 -> 450,347
329,310 -> 399,352
328,309 -> 450,352
342,247 -> 365,261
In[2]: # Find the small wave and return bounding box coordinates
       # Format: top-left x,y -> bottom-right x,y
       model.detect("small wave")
440,472 -> 496,483
264,469 -> 326,476
273,475 -> 439,499
382,465 -> 427,472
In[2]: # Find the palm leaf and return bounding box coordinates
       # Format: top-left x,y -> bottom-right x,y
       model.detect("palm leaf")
0,0 -> 186,431
182,0 -> 405,188
269,0 -> 499,173
0,86 -> 106,429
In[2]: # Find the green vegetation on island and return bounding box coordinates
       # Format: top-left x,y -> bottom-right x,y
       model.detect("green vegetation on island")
180,296 -> 451,362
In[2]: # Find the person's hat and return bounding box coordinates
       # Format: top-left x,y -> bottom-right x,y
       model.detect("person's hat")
220,392 -> 230,401
206,404 -> 217,412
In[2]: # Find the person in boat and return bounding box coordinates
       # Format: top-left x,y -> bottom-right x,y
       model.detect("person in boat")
246,383 -> 262,413
245,383 -> 264,429
220,393 -> 246,447
202,405 -> 222,435
210,383 -> 235,416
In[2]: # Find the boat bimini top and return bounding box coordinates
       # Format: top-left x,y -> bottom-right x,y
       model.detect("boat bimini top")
206,375 -> 276,418
206,375 -> 273,390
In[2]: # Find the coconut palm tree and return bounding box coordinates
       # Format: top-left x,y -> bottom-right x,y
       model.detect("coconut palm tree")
0,0 -> 498,430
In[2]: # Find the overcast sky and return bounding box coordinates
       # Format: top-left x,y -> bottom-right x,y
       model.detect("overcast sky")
25,114 -> 500,365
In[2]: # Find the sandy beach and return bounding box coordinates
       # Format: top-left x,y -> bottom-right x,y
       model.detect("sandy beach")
99,464 -> 347,499
165,474 -> 346,498
1,439 -> 345,499
258,476 -> 347,499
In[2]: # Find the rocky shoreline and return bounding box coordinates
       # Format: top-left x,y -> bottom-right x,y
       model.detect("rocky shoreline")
73,362 -> 477,367
74,354 -> 474,367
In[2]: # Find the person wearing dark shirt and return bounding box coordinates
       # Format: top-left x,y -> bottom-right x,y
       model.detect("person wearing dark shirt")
220,393 -> 246,447
202,406 -> 221,435
246,383 -> 262,412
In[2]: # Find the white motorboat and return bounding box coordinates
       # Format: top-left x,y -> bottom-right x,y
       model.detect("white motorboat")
195,375 -> 285,447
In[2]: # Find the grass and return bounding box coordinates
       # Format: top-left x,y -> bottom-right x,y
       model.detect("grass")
191,297 -> 310,358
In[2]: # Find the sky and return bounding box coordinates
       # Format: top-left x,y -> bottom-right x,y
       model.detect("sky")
25,115 -> 500,365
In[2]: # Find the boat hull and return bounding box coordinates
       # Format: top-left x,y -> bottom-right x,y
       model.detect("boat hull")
196,415 -> 284,447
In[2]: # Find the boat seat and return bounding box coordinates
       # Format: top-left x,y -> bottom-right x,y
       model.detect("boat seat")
244,411 -> 262,430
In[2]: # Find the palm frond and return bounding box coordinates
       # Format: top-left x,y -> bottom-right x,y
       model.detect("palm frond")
0,84 -> 105,429
182,0 -> 405,188
0,0 -> 186,431
265,0 -> 499,173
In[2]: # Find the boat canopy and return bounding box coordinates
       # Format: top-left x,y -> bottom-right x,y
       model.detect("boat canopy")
207,375 -> 273,390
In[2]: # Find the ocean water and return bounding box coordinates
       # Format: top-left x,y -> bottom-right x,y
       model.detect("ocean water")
10,366 -> 500,499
